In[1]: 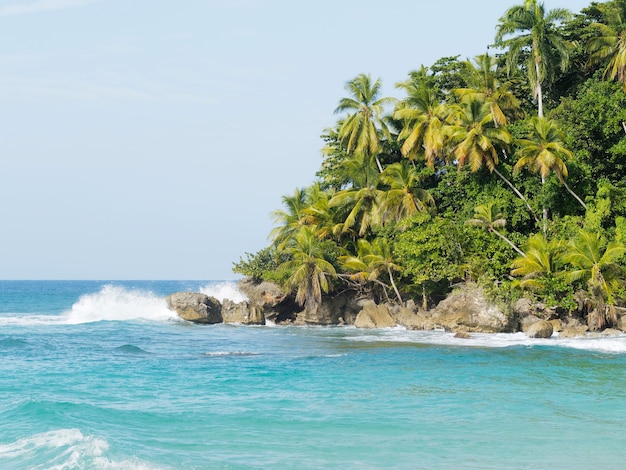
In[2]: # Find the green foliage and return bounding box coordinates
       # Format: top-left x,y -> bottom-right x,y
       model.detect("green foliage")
232,247 -> 288,284
551,76 -> 626,185
234,2 -> 626,325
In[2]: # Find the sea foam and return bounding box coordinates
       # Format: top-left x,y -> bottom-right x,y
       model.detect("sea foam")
0,429 -> 166,470
198,281 -> 248,303
62,285 -> 177,324
348,328 -> 626,354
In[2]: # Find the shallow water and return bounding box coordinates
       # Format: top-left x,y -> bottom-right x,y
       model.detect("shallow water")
1,281 -> 625,469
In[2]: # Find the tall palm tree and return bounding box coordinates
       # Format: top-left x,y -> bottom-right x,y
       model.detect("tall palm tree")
561,231 -> 626,329
393,76 -> 449,168
279,226 -> 337,312
455,53 -> 522,127
466,202 -> 525,256
495,0 -> 572,118
511,232 -> 562,290
447,95 -> 538,222
513,117 -> 587,226
378,162 -> 435,229
587,0 -> 626,89
334,73 -> 395,173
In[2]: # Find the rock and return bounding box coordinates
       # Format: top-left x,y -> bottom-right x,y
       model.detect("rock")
618,315 -> 626,332
427,283 -> 513,333
549,319 -> 563,333
166,292 -> 222,324
393,306 -> 425,329
525,320 -> 553,338
513,298 -> 534,316
295,291 -> 361,325
221,299 -> 265,325
519,314 -> 541,333
354,301 -> 396,329
454,331 -> 471,339
600,328 -> 622,337
559,326 -> 588,338
237,280 -> 286,308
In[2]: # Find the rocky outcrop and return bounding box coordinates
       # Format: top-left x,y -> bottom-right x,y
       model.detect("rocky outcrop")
525,320 -> 554,338
354,301 -> 396,329
166,292 -> 222,324
419,284 -> 513,333
237,280 -> 286,308
295,291 -> 361,325
221,299 -> 265,325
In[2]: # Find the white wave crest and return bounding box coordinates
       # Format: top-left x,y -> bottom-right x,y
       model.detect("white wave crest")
62,285 -> 177,324
0,428 -> 167,470
348,329 -> 626,354
198,281 -> 248,303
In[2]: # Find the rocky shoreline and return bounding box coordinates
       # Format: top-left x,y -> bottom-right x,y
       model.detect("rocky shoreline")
166,280 -> 626,339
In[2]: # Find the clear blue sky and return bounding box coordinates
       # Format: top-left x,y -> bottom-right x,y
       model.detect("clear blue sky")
0,0 -> 593,280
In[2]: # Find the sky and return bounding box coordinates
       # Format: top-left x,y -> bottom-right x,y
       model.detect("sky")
0,0 -> 594,280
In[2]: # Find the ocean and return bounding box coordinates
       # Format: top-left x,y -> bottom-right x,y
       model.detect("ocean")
0,280 -> 625,470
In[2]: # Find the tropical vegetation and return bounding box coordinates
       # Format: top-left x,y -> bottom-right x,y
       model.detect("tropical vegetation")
234,0 -> 626,330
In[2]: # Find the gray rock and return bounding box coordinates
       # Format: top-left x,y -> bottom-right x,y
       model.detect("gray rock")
559,325 -> 588,338
221,299 -> 265,325
166,292 -> 222,324
526,320 -> 554,338
237,280 -> 286,308
295,291 -> 361,325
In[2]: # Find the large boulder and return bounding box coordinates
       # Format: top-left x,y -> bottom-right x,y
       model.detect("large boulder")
237,280 -> 286,308
221,299 -> 265,325
354,301 -> 396,329
525,320 -> 554,338
166,292 -> 222,324
427,284 -> 513,333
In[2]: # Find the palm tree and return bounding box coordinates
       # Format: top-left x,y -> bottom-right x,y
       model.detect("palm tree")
328,152 -> 384,238
393,74 -> 449,168
511,232 -> 562,290
378,162 -> 435,229
270,187 -> 310,250
447,95 -> 538,222
587,0 -> 626,89
466,202 -> 525,256
513,117 -> 587,226
561,231 -> 626,329
340,238 -> 403,304
455,53 -> 522,127
279,226 -> 337,312
495,0 -> 572,118
334,73 -> 395,173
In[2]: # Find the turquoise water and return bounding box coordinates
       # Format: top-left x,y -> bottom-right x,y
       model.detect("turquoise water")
1,281 -> 625,469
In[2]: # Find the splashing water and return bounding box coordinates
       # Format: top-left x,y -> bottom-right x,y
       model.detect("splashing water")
62,285 -> 177,324
198,281 -> 247,303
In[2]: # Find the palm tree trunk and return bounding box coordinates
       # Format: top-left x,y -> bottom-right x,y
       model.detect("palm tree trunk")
562,180 -> 587,209
374,155 -> 384,173
387,267 -> 403,305
490,228 -> 526,256
541,174 -> 548,233
494,165 -> 539,224
535,60 -> 544,118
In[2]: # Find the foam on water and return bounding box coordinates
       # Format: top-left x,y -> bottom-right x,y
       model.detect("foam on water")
347,327 -> 626,354
198,281 -> 247,303
0,429 -> 165,470
62,285 -> 177,324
